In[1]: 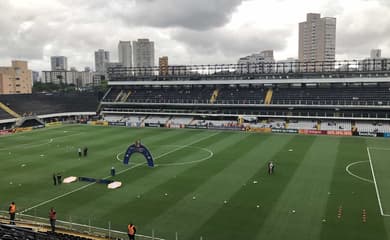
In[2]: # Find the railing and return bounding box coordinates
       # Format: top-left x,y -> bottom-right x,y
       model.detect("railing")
101,98 -> 390,106
0,211 -> 164,240
108,59 -> 390,81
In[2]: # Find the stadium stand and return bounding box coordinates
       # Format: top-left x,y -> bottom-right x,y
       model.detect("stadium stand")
319,120 -> 351,130
271,86 -> 390,105
355,121 -> 390,133
0,108 -> 13,120
0,93 -> 99,118
287,120 -> 318,130
168,116 -> 193,127
144,115 -> 170,125
0,223 -> 93,240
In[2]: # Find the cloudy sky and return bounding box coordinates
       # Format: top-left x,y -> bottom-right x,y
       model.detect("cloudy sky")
0,0 -> 389,71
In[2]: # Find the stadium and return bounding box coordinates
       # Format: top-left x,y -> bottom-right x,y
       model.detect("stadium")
1,60 -> 390,240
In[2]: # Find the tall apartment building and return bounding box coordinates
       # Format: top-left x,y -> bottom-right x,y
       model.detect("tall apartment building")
51,56 -> 68,71
298,13 -> 336,65
159,56 -> 169,75
0,60 -> 32,94
94,49 -> 110,74
118,41 -> 132,68
133,39 -> 155,68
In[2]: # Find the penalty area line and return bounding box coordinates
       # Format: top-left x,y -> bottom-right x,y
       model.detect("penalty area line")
20,163 -> 144,214
21,132 -> 219,214
345,161 -> 374,184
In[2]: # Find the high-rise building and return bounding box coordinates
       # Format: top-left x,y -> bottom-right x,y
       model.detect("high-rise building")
50,56 -> 68,71
133,39 -> 155,68
0,60 -> 32,94
94,49 -> 110,74
118,41 -> 132,68
159,56 -> 169,75
298,13 -> 336,65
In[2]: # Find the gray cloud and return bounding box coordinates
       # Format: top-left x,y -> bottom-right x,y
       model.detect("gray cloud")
125,0 -> 244,30
172,28 -> 290,61
336,5 -> 390,58
1,0 -> 390,71
68,0 -> 246,30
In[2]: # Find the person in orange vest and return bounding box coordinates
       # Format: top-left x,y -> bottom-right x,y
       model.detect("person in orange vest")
127,223 -> 136,240
49,207 -> 57,232
9,202 -> 16,225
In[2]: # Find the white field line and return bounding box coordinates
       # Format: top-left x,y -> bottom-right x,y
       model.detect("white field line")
116,144 -> 214,166
0,132 -> 84,151
0,124 -> 69,138
0,139 -> 53,151
345,161 -> 374,183
116,132 -> 219,174
21,132 -> 219,214
369,147 -> 390,151
367,147 -> 386,216
19,164 -> 145,214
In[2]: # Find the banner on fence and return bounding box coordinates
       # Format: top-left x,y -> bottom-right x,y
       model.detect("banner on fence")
272,128 -> 299,134
108,122 -> 126,127
326,130 -> 352,136
46,122 -> 62,127
357,132 -> 377,137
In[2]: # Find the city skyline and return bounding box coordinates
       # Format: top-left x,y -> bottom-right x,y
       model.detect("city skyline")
0,0 -> 389,71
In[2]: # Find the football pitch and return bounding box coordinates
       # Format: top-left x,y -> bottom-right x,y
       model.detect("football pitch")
2,124 -> 390,240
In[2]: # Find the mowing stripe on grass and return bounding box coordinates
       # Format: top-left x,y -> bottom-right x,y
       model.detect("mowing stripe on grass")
21,131 -> 220,214
255,136 -> 340,240
148,134 -> 293,239
190,134 -> 316,240
320,138 -> 388,240
89,131 -> 258,233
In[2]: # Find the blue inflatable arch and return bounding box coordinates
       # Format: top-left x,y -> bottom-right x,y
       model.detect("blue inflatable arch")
123,142 -> 154,167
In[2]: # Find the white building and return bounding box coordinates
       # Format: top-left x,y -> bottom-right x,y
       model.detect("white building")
42,70 -> 94,87
133,39 -> 155,68
276,58 -> 299,73
94,49 -> 110,74
118,41 -> 132,68
50,56 -> 68,71
359,49 -> 390,71
237,50 -> 275,73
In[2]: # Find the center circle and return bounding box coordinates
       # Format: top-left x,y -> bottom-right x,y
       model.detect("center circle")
116,144 -> 213,166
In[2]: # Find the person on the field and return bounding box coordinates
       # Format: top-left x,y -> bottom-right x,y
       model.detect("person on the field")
78,147 -> 82,157
9,202 -> 16,225
53,173 -> 57,185
49,207 -> 56,232
56,173 -> 62,184
128,223 -> 136,240
268,161 -> 274,175
83,146 -> 88,157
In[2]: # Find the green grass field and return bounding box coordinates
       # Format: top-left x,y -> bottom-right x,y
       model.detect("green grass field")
1,124 -> 390,240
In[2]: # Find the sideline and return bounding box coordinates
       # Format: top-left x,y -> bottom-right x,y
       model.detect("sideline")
367,147 -> 390,217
